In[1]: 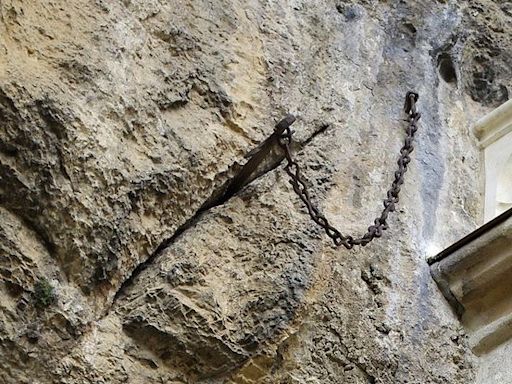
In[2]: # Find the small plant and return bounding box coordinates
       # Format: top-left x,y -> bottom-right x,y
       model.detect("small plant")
33,278 -> 56,309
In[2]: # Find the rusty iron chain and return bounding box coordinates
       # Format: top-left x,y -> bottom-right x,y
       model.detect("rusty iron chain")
276,91 -> 421,249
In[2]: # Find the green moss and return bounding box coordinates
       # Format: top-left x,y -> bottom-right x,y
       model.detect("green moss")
33,278 -> 56,308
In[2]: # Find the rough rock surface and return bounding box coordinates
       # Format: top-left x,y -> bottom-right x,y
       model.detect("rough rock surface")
0,0 -> 510,383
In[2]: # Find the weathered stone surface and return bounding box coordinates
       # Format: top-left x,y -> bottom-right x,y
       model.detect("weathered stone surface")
117,194 -> 317,380
0,0 -> 277,310
0,0 -> 510,383
461,1 -> 512,107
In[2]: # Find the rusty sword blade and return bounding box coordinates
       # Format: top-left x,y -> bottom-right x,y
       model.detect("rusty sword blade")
222,114 -> 297,200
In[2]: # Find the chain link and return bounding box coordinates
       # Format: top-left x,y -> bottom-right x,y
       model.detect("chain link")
277,91 -> 421,249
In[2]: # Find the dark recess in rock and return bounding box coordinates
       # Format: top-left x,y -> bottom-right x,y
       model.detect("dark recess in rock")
403,22 -> 417,35
437,52 -> 457,84
469,65 -> 509,106
336,3 -> 364,21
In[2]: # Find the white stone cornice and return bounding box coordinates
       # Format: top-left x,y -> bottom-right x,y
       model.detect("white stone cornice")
471,99 -> 512,222
473,99 -> 512,148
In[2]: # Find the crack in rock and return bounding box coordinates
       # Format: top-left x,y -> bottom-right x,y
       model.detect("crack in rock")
107,121 -> 332,314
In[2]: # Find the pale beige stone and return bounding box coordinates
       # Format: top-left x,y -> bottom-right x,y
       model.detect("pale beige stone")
1,0 -> 511,383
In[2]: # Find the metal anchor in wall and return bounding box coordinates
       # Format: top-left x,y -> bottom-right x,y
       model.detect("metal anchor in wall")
222,92 -> 421,249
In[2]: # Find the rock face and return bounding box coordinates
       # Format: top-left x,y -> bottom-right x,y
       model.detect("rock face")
0,0 -> 510,383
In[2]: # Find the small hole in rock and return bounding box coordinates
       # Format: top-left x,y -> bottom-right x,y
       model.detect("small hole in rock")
437,53 -> 457,83
404,22 -> 417,34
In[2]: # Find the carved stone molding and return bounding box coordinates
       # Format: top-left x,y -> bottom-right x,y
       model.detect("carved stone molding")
429,209 -> 512,355
472,99 -> 512,222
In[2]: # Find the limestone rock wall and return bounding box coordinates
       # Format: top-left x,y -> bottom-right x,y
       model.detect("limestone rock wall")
0,1 -> 510,383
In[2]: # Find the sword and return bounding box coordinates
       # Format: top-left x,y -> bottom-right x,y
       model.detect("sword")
222,114 -> 296,201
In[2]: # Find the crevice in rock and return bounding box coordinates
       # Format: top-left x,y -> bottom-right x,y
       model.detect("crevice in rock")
111,209 -> 206,304
108,120 -> 332,311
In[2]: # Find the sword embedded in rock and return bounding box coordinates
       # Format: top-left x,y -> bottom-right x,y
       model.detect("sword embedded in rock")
222,114 -> 296,201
